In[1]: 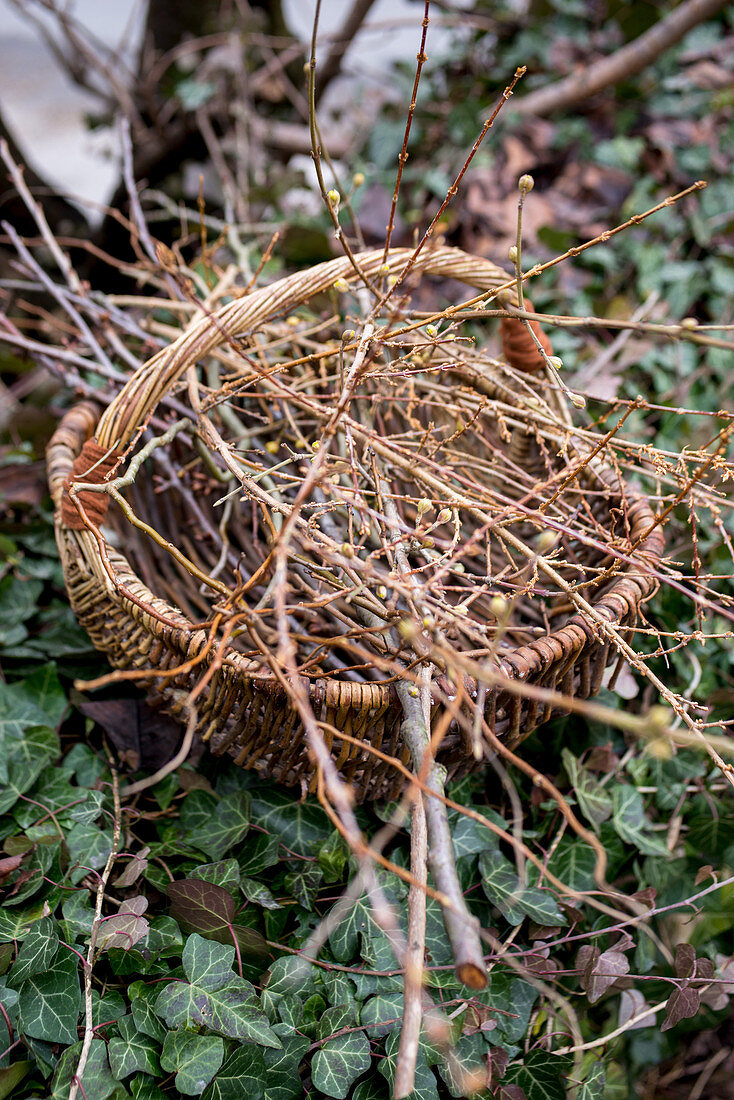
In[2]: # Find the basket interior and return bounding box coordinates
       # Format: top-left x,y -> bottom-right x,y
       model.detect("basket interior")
98,283 -> 635,694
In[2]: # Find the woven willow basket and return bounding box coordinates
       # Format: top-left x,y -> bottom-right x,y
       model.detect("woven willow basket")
47,245 -> 664,800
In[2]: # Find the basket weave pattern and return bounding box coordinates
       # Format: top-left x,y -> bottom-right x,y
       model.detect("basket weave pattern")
47,246 -> 665,800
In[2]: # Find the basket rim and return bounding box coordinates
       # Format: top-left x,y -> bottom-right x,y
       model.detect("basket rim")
48,396 -> 665,718
93,244 -> 518,454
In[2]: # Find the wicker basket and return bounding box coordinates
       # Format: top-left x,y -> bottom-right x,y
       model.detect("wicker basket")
47,245 -> 664,800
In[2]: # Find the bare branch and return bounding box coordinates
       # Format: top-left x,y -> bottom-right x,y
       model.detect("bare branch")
516,0 -> 729,117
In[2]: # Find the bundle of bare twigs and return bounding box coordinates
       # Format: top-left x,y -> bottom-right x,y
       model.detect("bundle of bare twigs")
37,236 -> 668,993
43,238 -> 664,796
4,133 -> 732,1060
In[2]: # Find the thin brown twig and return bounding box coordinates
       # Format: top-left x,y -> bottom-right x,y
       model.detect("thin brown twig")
373,65 -> 526,314
382,1 -> 431,261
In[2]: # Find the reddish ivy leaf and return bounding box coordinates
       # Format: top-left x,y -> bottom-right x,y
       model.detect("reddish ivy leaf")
576,945 -> 600,991
631,887 -> 657,910
587,948 -> 630,1004
661,985 -> 700,1031
674,943 -> 696,979
167,879 -> 268,959
0,854 -> 24,884
487,1046 -> 509,1085
168,879 -> 234,932
498,1086 -> 527,1100
97,895 -> 149,952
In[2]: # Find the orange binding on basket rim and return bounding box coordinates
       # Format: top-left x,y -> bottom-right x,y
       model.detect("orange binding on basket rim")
500,298 -> 554,373
60,439 -> 120,529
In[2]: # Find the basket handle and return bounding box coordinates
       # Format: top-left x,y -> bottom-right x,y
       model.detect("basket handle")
94,245 -> 518,451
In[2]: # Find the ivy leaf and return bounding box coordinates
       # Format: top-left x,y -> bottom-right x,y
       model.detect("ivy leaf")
575,1059 -> 606,1099
62,891 -> 95,940
264,956 -> 318,997
167,879 -> 269,959
449,807 -> 505,859
497,1086 -> 527,1100
129,1074 -> 167,1100
108,1015 -> 160,1079
317,831 -> 348,883
129,983 -> 167,1043
311,1031 -> 371,1099
160,1031 -> 223,1095
674,943 -> 696,979
182,933 -> 238,991
180,791 -> 219,834
360,992 -> 403,1037
112,848 -> 150,889
17,949 -> 81,1044
0,676 -> 53,757
0,985 -> 18,1069
7,916 -> 58,987
438,1032 -> 493,1097
586,948 -> 630,1004
65,821 -> 114,876
91,989 -> 126,1030
0,1062 -> 31,1099
661,985 -> 701,1031
186,792 -> 250,861
249,788 -> 332,856
97,896 -> 150,953
0,576 -> 43,648
329,894 -> 402,965
145,916 -> 183,959
562,750 -> 612,830
544,839 -> 597,893
323,973 -> 358,1010
618,988 -> 650,1031
260,1037 -> 312,1100
479,849 -> 566,927
201,1046 -> 266,1100
64,743 -> 106,788
503,1051 -> 568,1100
0,903 -> 46,943
353,1083 -> 390,1100
237,830 -> 280,876
318,1003 -> 356,1040
154,937 -> 280,1047
241,877 -> 281,910
188,859 -> 240,898
283,865 -> 322,910
0,725 -> 59,814
612,786 -> 668,856
484,973 -> 537,1045
20,663 -> 68,728
201,1036 -> 309,1100
51,1039 -> 118,1100
262,955 -> 318,1018
155,978 -> 280,1046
